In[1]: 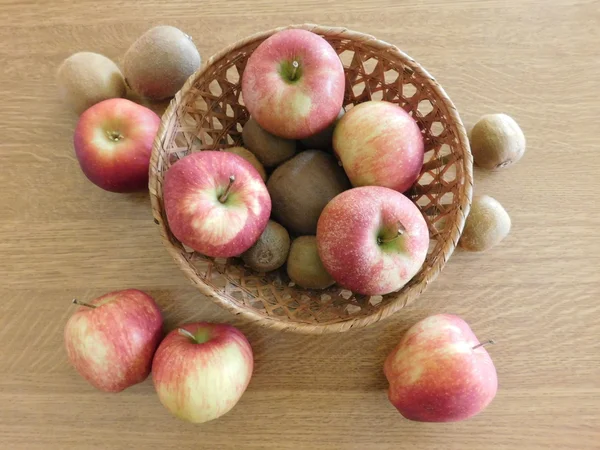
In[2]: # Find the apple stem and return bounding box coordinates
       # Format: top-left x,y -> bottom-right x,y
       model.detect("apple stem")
472,339 -> 496,350
178,328 -> 197,343
72,299 -> 96,309
218,175 -> 236,203
290,60 -> 299,80
377,222 -> 407,245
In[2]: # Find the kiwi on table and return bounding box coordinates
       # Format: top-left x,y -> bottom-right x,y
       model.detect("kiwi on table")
459,195 -> 511,252
267,150 -> 351,235
124,25 -> 201,100
300,108 -> 345,151
470,113 -> 526,170
241,220 -> 290,272
287,236 -> 335,290
223,146 -> 267,181
242,117 -> 296,167
56,52 -> 126,114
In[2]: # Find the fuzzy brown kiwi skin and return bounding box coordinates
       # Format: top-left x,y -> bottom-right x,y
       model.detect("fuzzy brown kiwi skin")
242,117 -> 297,168
459,195 -> 511,252
470,113 -> 526,170
123,25 -> 201,100
241,221 -> 290,272
267,150 -> 351,236
287,236 -> 335,290
56,52 -> 126,114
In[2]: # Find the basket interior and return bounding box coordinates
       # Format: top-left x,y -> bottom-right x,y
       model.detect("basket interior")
152,29 -> 469,329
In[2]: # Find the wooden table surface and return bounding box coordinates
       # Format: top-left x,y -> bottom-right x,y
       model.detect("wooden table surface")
1,1 -> 599,449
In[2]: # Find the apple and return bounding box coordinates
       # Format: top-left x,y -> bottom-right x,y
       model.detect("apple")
163,151 -> 271,258
333,101 -> 424,193
384,314 -> 498,422
74,98 -> 160,193
317,186 -> 429,296
64,289 -> 163,393
241,29 -> 345,139
152,322 -> 254,424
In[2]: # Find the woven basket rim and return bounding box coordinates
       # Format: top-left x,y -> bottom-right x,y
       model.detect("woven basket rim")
149,23 -> 473,334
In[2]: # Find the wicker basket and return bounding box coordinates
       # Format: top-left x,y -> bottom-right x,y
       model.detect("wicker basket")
149,24 -> 473,334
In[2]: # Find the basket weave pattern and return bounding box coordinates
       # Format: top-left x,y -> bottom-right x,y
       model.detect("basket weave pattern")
149,24 -> 473,334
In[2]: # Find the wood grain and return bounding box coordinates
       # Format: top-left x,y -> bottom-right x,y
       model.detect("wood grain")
1,0 -> 599,448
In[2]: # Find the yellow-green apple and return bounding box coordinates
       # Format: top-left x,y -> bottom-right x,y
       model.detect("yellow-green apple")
384,314 -> 498,422
241,29 -> 344,139
163,151 -> 271,258
64,289 -> 163,393
152,322 -> 253,423
333,101 -> 424,192
317,186 -> 429,295
74,98 -> 160,192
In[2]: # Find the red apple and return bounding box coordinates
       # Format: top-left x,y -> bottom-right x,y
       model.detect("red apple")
333,101 -> 424,193
163,151 -> 271,258
317,186 -> 429,295
74,98 -> 160,192
152,322 -> 253,423
64,289 -> 163,393
384,314 -> 498,422
242,29 -> 345,139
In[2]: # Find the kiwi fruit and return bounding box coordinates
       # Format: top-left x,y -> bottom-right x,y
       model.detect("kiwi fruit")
241,220 -> 290,272
242,117 -> 296,167
470,113 -> 526,170
56,52 -> 126,114
267,150 -> 351,235
124,26 -> 201,100
287,236 -> 335,289
300,108 -> 345,151
223,146 -> 267,181
460,195 -> 511,252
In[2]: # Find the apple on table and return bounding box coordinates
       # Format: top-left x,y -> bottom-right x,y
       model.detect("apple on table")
64,289 -> 163,393
152,322 -> 254,423
384,314 -> 498,422
242,29 -> 345,139
74,98 -> 160,193
317,186 -> 429,296
163,151 -> 271,258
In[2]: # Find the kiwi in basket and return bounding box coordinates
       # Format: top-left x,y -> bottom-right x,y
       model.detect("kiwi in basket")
267,150 -> 351,235
287,236 -> 335,290
242,117 -> 296,168
241,220 -> 290,272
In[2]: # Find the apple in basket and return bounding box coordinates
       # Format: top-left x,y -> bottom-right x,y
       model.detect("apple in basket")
242,29 -> 345,139
64,289 -> 163,392
74,98 -> 160,192
152,322 -> 254,423
333,100 -> 424,193
163,151 -> 271,258
384,314 -> 498,422
317,186 -> 429,296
